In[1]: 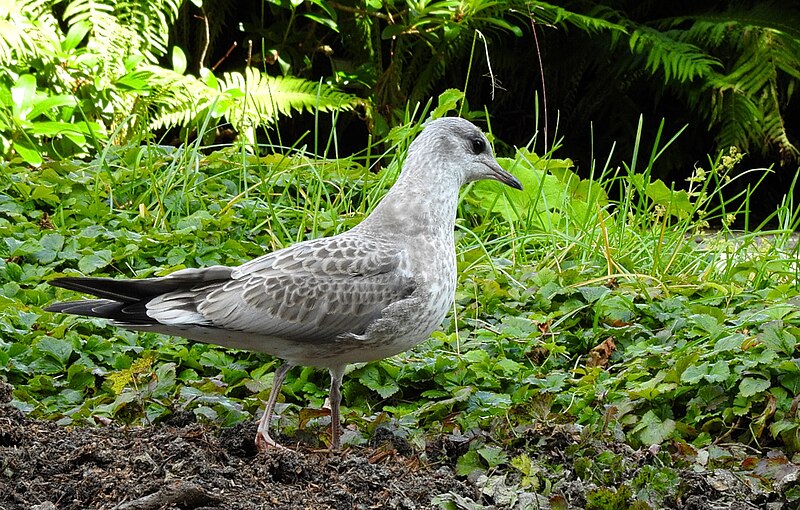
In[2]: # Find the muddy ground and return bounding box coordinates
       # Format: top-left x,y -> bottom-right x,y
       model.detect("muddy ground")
1,380 -> 797,510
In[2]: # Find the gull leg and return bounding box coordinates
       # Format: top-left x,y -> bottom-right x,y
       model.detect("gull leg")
328,365 -> 346,451
255,362 -> 293,451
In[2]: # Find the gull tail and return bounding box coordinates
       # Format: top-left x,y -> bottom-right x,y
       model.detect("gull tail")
45,277 -> 173,324
45,266 -> 233,324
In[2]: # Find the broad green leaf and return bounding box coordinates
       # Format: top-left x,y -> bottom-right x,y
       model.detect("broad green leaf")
67,363 -> 95,390
431,89 -> 465,119
495,358 -> 524,376
63,21 -> 90,51
779,372 -> 800,393
478,445 -> 509,467
11,74 -> 37,118
31,184 -> 59,202
483,17 -> 523,37
644,180 -> 693,217
28,95 -> 77,119
463,349 -> 490,364
358,365 -> 400,398
714,334 -> 744,352
78,250 -> 112,273
172,46 -> 188,74
145,403 -> 170,423
739,377 -> 771,398
456,450 -> 485,476
12,140 -> 43,166
689,313 -> 723,338
303,14 -> 338,32
636,410 -> 676,445
759,321 -> 797,356
681,362 -> 708,384
35,336 -> 72,366
578,285 -> 611,303
39,233 -> 65,251
706,360 -> 730,383
151,363 -> 177,398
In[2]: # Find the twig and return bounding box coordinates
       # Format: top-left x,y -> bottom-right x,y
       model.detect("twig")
112,480 -> 221,510
193,6 -> 211,69
327,1 -> 405,22
528,6 -> 548,151
212,42 -> 238,71
476,29 -> 500,101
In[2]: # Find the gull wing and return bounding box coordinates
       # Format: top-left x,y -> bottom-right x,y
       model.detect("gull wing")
146,235 -> 416,341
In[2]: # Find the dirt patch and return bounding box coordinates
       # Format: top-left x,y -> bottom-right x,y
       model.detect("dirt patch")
0,401 -> 471,510
1,378 -> 797,510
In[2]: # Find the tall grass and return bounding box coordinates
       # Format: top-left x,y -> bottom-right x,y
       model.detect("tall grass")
6,89 -> 800,456
40,89 -> 798,298
455,112 -> 800,299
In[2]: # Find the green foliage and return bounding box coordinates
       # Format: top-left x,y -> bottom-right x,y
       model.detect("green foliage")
0,1 -> 109,164
9,103 -> 798,456
559,2 -> 800,164
4,0 -> 799,169
665,2 -> 800,162
133,65 -> 363,145
0,0 -> 361,165
585,485 -> 632,510
238,0 -> 538,128
2,88 -> 800,509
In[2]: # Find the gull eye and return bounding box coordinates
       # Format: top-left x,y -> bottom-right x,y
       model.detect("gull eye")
471,138 -> 486,154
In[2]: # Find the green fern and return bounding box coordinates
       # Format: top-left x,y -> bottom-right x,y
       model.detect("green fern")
0,0 -> 60,63
145,66 -> 363,142
2,0 -> 361,157
665,3 -> 800,162
529,2 -> 624,35
503,1 -> 800,165
627,26 -> 720,83
62,0 -> 181,63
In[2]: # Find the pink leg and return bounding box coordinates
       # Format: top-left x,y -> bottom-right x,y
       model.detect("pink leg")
255,362 -> 292,451
328,365 -> 346,451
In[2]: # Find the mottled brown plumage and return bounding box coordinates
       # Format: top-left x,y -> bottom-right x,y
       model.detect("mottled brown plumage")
45,117 -> 523,451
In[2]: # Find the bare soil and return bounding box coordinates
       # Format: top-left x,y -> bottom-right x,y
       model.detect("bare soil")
0,404 -> 471,510
1,378 -> 797,510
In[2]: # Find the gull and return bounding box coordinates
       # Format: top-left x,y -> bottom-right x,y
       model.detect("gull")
45,117 -> 523,451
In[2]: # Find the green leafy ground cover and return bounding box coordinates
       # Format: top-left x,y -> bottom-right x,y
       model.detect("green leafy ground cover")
2,101 -> 800,506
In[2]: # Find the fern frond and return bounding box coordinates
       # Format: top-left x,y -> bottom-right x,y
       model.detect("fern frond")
657,2 -> 800,162
628,26 -> 720,83
762,85 -> 799,162
668,2 -> 800,44
63,0 -> 182,64
0,0 -> 61,63
116,0 -> 183,60
710,90 -> 761,152
145,67 -> 362,140
528,1 -> 625,35
63,0 -> 136,82
219,68 -> 362,132
134,66 -> 215,131
708,83 -> 798,162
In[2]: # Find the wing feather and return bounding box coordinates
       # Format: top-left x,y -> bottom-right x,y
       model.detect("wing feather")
147,235 -> 416,341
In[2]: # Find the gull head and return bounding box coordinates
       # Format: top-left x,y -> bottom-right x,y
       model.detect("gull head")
413,117 -> 523,191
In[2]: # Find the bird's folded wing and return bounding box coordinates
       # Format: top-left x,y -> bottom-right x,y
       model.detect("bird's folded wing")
147,236 -> 416,341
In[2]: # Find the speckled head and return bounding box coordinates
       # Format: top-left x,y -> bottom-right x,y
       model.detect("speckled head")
411,117 -> 523,191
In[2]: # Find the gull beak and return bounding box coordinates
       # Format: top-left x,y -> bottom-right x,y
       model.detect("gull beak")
486,159 -> 523,190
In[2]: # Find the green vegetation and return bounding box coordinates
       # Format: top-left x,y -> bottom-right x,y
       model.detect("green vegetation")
3,0 -> 800,506
3,90 -> 800,503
